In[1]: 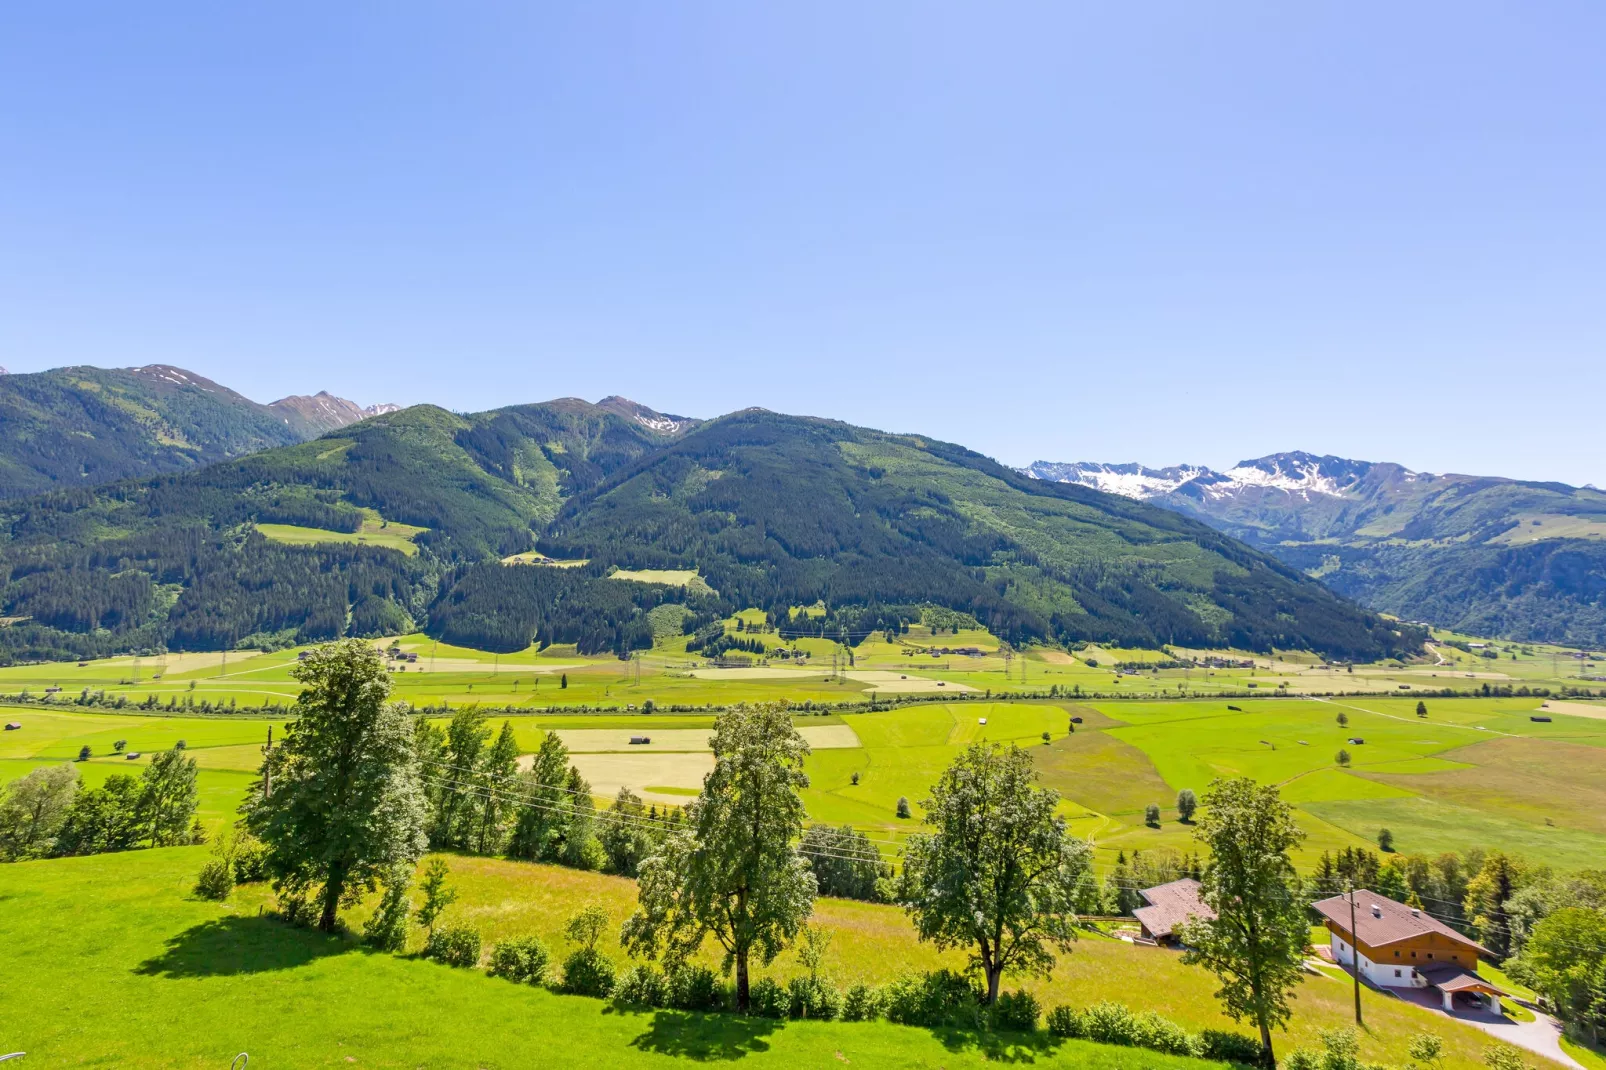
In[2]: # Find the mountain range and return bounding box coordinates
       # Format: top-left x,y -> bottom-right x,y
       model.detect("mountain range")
0,368 -> 1414,665
1025,453 -> 1606,645
0,364 -> 395,499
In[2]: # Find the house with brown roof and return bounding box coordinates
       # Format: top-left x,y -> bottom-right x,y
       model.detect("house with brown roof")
1311,890 -> 1510,1014
1133,878 -> 1215,946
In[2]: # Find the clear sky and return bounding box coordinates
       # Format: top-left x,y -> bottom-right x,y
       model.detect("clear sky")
2,3 -> 1602,485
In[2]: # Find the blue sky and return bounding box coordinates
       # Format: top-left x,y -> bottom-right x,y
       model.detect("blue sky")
2,3 -> 1602,484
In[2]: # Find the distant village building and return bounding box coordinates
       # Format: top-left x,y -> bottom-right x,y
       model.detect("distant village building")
1133,878 -> 1215,946
1312,890 -> 1509,1013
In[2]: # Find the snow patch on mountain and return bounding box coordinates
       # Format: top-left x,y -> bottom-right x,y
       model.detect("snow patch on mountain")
1024,453 -> 1388,502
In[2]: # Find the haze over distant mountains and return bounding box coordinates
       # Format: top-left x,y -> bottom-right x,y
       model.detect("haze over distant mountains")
0,364 -> 396,498
1025,453 -> 1606,646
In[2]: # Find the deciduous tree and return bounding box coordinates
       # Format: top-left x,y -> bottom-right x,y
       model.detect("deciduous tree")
622,704 -> 815,1012
1180,777 -> 1309,1068
0,763 -> 79,860
898,742 -> 1093,1004
246,639 -> 427,931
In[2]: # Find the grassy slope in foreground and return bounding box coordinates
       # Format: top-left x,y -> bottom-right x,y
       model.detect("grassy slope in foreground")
0,848 -> 1542,1070
0,849 -> 1218,1070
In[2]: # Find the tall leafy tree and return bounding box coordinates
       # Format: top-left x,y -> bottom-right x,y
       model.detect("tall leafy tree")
898,742 -> 1093,1003
435,707 -> 490,847
0,764 -> 79,860
508,730 -> 580,861
473,721 -> 521,854
622,704 -> 815,1011
1466,852 -> 1526,959
598,787 -> 657,878
1509,907 -> 1606,1038
53,774 -> 144,855
246,639 -> 427,931
1180,776 -> 1309,1069
140,746 -> 200,846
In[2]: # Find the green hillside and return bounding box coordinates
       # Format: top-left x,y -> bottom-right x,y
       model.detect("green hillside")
0,364 -> 312,497
0,402 -> 1419,664
539,412 -> 1414,659
1032,454 -> 1606,646
0,398 -> 691,661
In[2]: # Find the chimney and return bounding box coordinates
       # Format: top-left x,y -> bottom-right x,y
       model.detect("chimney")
1371,904 -> 1382,919
1410,908 -> 1421,917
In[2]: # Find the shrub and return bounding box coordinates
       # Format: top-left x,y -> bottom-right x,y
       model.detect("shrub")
882,970 -> 984,1029
565,904 -> 610,951
1046,1004 -> 1083,1038
1484,1046 -> 1530,1070
1285,1049 -> 1323,1070
665,963 -> 724,1011
487,936 -> 551,985
991,989 -> 1041,1033
611,963 -> 667,1007
1144,803 -> 1161,827
1132,1010 -> 1197,1056
1066,1002 -> 1199,1056
1198,1029 -> 1263,1064
424,924 -> 481,968
560,947 -> 617,997
363,879 -> 411,952
895,796 -> 911,819
841,983 -> 883,1022
193,858 -> 234,901
77,745 -> 91,762
787,976 -> 843,1020
748,976 -> 791,1019
231,833 -> 270,883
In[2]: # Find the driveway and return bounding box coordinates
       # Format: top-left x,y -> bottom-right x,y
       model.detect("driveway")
1385,987 -> 1583,1070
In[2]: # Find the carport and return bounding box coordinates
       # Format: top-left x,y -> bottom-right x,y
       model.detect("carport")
1420,963 -> 1509,1014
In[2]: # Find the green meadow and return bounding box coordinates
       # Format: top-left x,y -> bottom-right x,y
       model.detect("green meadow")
3,625 -> 1603,872
0,846 -> 1521,1070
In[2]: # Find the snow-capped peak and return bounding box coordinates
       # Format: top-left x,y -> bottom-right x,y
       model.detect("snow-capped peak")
1023,461 -> 1206,499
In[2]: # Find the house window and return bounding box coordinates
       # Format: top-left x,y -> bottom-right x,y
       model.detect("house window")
1411,952 -> 1417,958
1394,970 -> 1401,978
1427,953 -> 1434,960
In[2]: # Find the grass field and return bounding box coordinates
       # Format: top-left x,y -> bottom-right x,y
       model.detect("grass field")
5,685 -> 1604,871
257,508 -> 428,556
0,846 -> 1542,1070
4,622 -> 1602,1069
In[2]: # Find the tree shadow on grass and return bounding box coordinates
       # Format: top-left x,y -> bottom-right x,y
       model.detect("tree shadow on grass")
135,914 -> 352,978
627,1010 -> 780,1061
929,1026 -> 1067,1064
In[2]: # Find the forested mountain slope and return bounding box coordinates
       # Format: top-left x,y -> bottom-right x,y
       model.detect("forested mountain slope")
0,365 -> 395,498
0,401 -> 1415,663
1027,453 -> 1606,644
0,399 -> 692,661
536,412 -> 1416,659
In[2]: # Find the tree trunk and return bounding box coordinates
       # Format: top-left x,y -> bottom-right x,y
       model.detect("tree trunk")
986,965 -> 1002,1005
735,949 -> 750,1013
1258,1016 -> 1275,1069
319,862 -> 346,932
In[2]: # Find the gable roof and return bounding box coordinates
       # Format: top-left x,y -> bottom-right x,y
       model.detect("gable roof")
1311,890 -> 1488,955
1133,878 -> 1216,939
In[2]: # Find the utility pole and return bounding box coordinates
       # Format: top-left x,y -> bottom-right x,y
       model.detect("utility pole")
1348,882 -> 1363,1025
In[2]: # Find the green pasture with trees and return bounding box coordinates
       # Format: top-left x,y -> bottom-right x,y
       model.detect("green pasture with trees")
4,635 -> 1606,1067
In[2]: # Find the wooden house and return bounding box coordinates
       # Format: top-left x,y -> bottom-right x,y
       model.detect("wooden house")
1311,890 -> 1509,1013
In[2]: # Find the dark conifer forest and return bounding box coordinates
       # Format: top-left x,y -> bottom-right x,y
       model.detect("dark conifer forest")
0,397 -> 1422,664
